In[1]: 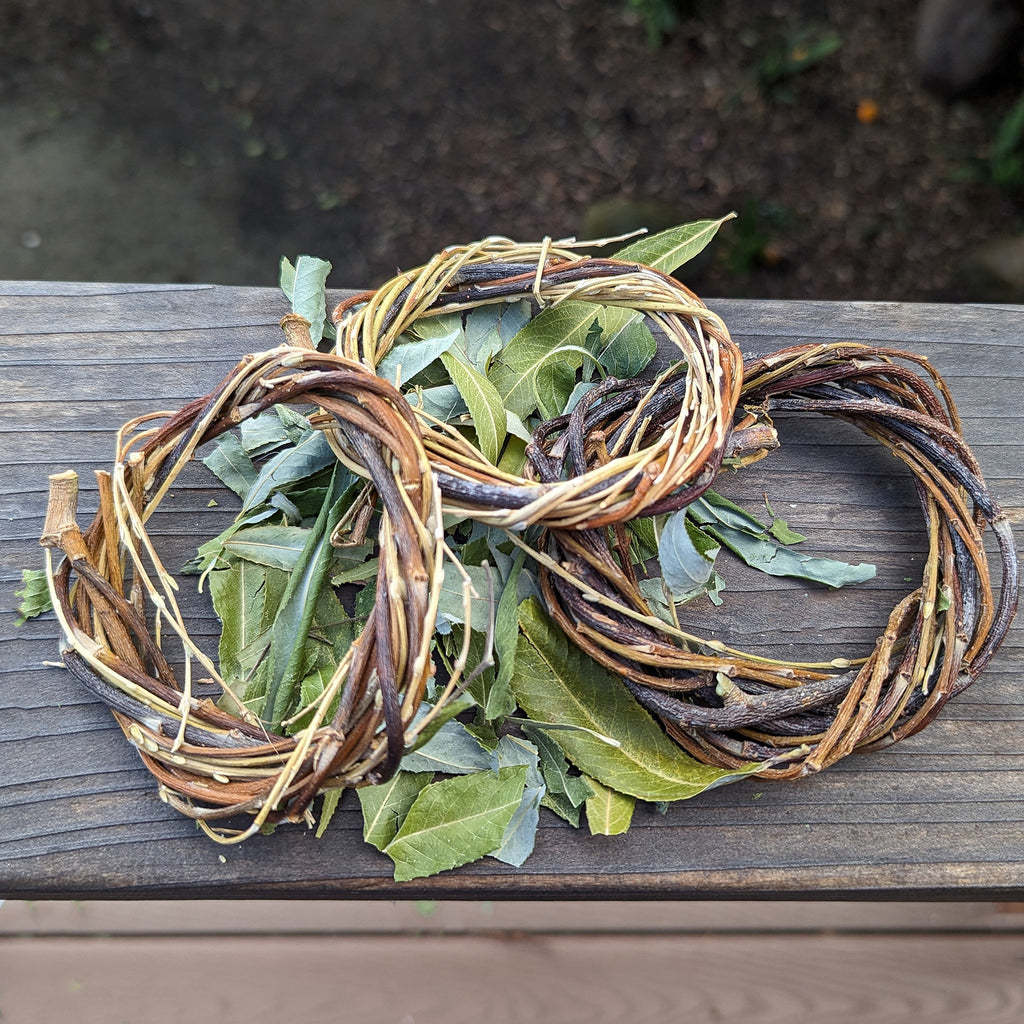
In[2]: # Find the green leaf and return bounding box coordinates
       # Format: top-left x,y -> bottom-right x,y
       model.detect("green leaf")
239,411 -> 295,458
690,491 -> 768,534
357,771 -> 434,850
263,468 -> 349,730
409,384 -> 467,423
488,304 -> 595,419
400,717 -> 497,775
489,736 -> 544,867
330,557 -> 379,586
201,432 -> 258,498
768,517 -> 807,545
15,567 -> 52,625
439,351 -> 507,464
659,511 -> 721,601
315,788 -> 343,839
383,765 -> 528,881
486,549 -> 527,722
590,307 -> 658,378
377,326 -> 461,386
288,254 -> 332,344
541,789 -> 583,827
584,776 -> 635,836
279,256 -> 296,304
614,214 -> 735,274
459,305 -> 507,371
239,429 -> 338,519
208,557 -> 290,696
522,724 -> 594,808
435,561 -> 495,634
514,598 -> 759,801
222,524 -> 311,571
698,522 -> 877,589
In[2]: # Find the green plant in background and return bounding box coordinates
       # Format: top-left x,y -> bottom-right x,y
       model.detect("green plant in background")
721,198 -> 795,275
949,91 -> 1024,187
755,24 -> 842,102
625,0 -> 681,48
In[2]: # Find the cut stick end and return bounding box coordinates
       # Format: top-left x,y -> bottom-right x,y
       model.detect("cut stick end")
40,470 -> 80,548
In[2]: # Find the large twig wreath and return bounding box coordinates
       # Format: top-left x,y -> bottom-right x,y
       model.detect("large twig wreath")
41,238 -> 1019,841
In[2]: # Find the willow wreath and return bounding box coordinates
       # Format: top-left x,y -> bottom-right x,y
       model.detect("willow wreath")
534,341 -> 1019,777
42,345 -> 449,842
38,234 -> 1019,851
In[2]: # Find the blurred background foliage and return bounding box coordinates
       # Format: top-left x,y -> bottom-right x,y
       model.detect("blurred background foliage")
3,0 -> 1024,301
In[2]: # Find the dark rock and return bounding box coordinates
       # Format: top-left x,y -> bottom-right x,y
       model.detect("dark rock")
914,0 -> 1024,97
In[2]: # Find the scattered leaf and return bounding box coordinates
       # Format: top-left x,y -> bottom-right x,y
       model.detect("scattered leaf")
383,766 -> 528,881
584,776 -> 636,836
377,326 -> 461,386
514,598 -> 759,801
201,432 -> 258,499
489,735 -> 545,866
15,567 -> 52,625
523,724 -> 594,808
659,510 -> 721,601
399,717 -> 497,775
698,521 -> 877,588
357,771 -> 434,850
222,524 -> 311,571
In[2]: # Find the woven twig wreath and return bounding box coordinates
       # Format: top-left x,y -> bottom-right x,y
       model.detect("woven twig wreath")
43,345 -> 444,842
41,238 -> 1019,845
332,239 -> 746,528
535,341 -> 1019,777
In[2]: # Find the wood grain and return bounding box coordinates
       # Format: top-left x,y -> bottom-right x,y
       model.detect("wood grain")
4,899 -> 1024,935
3,934 -> 1024,1024
2,284 -> 1021,898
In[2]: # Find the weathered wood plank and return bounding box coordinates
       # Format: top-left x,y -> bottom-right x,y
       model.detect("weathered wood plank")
3,934 -> 1024,1024
1,285 -> 1021,898
4,898 -> 1024,935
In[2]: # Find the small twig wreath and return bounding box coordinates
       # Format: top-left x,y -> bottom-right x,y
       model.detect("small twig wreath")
43,344 -> 447,842
534,342 -> 1019,776
40,236 -> 1019,846
332,239 -> 748,529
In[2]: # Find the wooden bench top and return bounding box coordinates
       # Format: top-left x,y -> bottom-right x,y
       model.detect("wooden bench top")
2,282 -> 1021,899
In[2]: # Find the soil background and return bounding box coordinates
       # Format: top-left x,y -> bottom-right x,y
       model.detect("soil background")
2,0 -> 1024,300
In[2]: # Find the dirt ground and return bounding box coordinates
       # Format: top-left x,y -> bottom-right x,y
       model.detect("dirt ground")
2,0 -> 1023,300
